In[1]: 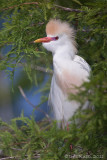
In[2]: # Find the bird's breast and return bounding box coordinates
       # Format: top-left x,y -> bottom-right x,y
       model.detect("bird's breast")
53,60 -> 86,95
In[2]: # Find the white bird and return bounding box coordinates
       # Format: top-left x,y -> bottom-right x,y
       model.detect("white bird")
34,19 -> 91,129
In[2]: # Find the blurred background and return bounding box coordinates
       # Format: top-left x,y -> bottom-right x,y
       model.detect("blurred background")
0,63 -> 50,123
0,17 -> 50,123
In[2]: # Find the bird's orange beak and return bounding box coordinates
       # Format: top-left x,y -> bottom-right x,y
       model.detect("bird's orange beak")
34,36 -> 58,43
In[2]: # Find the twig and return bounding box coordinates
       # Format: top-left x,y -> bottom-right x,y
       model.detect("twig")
77,29 -> 92,32
1,2 -> 39,11
30,22 -> 45,27
1,2 -> 84,13
0,154 -> 40,160
18,86 -> 51,122
0,156 -> 19,160
54,4 -> 85,13
11,148 -> 23,151
18,63 -> 53,74
31,65 -> 53,74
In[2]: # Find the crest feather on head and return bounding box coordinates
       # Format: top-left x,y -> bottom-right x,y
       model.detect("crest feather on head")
46,19 -> 75,38
46,19 -> 77,54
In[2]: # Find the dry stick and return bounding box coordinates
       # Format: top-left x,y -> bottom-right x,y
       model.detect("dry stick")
1,2 -> 39,10
31,65 -> 53,74
54,4 -> 85,13
18,63 -> 53,74
0,154 -> 40,160
1,2 -> 84,13
18,86 -> 51,122
0,157 -> 19,160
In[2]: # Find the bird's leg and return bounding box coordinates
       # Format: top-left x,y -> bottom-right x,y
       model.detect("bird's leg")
61,120 -> 73,151
70,144 -> 73,151
66,122 -> 73,151
61,119 -> 65,130
66,122 -> 69,131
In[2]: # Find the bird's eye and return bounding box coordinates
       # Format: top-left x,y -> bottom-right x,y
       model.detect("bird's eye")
55,36 -> 59,40
51,36 -> 59,41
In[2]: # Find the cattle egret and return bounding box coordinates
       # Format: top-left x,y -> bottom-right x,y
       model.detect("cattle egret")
34,19 -> 91,129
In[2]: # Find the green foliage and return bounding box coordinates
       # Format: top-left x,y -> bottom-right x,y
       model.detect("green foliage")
0,0 -> 107,159
0,111 -> 106,159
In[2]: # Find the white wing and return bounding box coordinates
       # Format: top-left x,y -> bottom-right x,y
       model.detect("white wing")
74,55 -> 91,73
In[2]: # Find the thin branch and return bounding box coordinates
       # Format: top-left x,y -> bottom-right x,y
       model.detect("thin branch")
31,65 -> 53,74
30,22 -> 45,27
11,148 -> 23,151
0,57 -> 53,74
54,4 -> 85,13
18,86 -> 51,122
18,63 -> 53,74
0,154 -> 40,160
0,157 -> 19,160
1,2 -> 39,11
1,2 -> 84,13
77,29 -> 93,32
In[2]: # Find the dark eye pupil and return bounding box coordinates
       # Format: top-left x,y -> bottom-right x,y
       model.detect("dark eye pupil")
55,36 -> 59,40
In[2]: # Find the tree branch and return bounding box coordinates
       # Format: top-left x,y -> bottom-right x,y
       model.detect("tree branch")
1,2 -> 39,11
54,4 -> 85,13
0,154 -> 40,160
31,65 -> 53,74
1,2 -> 84,13
18,63 -> 53,74
18,86 -> 51,122
0,156 -> 19,160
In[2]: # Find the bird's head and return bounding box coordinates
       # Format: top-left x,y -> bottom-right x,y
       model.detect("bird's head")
34,19 -> 77,55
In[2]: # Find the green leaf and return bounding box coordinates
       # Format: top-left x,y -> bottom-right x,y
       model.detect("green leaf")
72,0 -> 82,5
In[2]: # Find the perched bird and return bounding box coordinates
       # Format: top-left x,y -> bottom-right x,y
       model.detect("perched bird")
34,19 -> 91,129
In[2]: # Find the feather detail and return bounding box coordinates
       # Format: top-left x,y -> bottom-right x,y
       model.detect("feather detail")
46,19 -> 77,54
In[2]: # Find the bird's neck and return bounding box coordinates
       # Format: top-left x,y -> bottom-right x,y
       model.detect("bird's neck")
53,42 -> 76,60
52,42 -> 77,83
